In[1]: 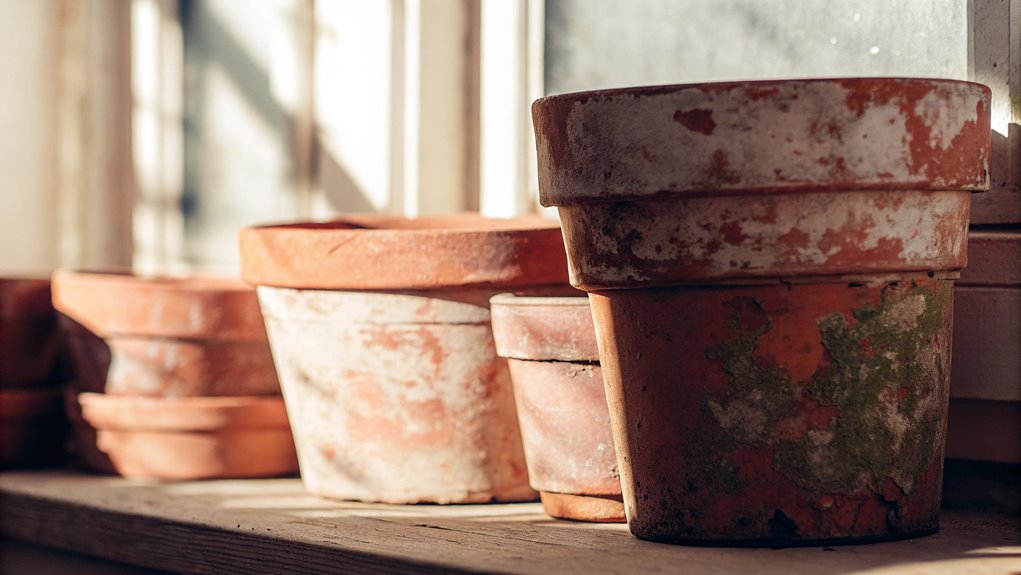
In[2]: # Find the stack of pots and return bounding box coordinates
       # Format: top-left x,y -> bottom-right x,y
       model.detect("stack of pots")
490,293 -> 623,522
533,78 -> 991,545
239,213 -> 571,504
1,278 -> 66,467
53,271 -> 297,479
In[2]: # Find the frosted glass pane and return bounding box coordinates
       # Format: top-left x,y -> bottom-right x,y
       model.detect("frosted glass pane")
544,0 -> 968,95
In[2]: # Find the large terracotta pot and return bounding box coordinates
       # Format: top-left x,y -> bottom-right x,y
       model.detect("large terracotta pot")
490,293 -> 623,522
533,78 -> 991,545
52,272 -> 279,397
76,392 -> 297,479
239,212 -> 570,504
0,278 -> 61,388
0,387 -> 65,468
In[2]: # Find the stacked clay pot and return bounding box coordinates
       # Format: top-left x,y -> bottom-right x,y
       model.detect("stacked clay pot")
1,278 -> 66,467
533,78 -> 991,545
52,271 -> 297,479
239,212 -> 571,504
490,293 -> 624,522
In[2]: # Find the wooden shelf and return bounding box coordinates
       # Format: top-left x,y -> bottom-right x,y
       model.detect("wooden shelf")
1,469 -> 1019,574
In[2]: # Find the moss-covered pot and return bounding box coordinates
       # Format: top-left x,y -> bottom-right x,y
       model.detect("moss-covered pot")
490,293 -> 623,522
533,78 -> 991,545
240,213 -> 571,504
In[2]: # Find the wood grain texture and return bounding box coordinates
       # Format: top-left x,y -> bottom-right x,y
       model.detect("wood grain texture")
1,470 -> 1019,575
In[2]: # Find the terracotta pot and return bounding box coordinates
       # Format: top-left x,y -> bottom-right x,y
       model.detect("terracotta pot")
0,387 -> 66,467
533,78 -> 991,545
490,293 -> 623,522
0,278 -> 61,387
240,212 -> 571,504
52,271 -> 279,397
76,392 -> 297,479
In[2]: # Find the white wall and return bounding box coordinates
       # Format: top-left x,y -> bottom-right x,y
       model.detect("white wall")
0,0 -> 60,275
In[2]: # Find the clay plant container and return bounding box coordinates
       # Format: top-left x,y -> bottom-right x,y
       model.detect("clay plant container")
947,230 -> 1021,464
51,271 -> 279,397
76,392 -> 297,479
0,387 -> 65,468
239,212 -> 571,504
0,278 -> 62,388
490,293 -> 623,522
533,78 -> 991,545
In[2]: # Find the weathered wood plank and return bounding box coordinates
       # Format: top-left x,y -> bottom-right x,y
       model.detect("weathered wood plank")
1,470 -> 1018,575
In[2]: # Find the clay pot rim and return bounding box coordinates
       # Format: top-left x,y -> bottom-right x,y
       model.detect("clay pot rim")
535,77 -> 990,206
77,392 -> 290,431
52,270 -> 252,294
240,212 -> 570,290
246,212 -> 559,233
536,76 -> 989,108
490,293 -> 589,307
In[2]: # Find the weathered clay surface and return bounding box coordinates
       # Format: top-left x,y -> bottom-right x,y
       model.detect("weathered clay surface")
258,286 -> 535,504
490,293 -> 597,361
76,392 -> 297,479
0,278 -> 61,387
490,293 -> 622,521
534,78 -> 990,205
507,360 -> 621,517
535,78 -> 989,544
590,275 -> 952,544
0,387 -> 65,468
53,271 -> 279,397
240,213 -> 569,290
52,272 -> 270,341
539,492 -> 625,523
559,190 -> 970,289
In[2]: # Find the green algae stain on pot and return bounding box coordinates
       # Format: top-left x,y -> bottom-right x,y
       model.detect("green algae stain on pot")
704,297 -> 796,446
774,282 -> 952,495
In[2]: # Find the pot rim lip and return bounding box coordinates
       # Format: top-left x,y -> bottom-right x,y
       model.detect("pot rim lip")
491,292 -> 589,307
77,392 -> 290,431
534,76 -> 991,106
243,211 -> 560,236
52,269 -> 253,294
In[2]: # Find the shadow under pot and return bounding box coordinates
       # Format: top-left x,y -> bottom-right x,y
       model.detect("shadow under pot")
75,392 -> 297,479
490,293 -> 623,522
533,78 -> 991,545
0,278 -> 62,388
239,212 -> 572,504
51,271 -> 280,397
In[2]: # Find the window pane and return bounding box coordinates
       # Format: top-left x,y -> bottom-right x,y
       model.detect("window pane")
544,0 -> 968,95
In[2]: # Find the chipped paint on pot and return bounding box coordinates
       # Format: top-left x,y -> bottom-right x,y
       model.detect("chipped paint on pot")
534,78 -> 990,206
559,190 -> 970,290
491,293 -> 623,522
52,272 -> 279,397
0,278 -> 62,388
533,78 -> 990,545
241,214 -> 571,504
76,392 -> 297,479
258,287 -> 534,504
